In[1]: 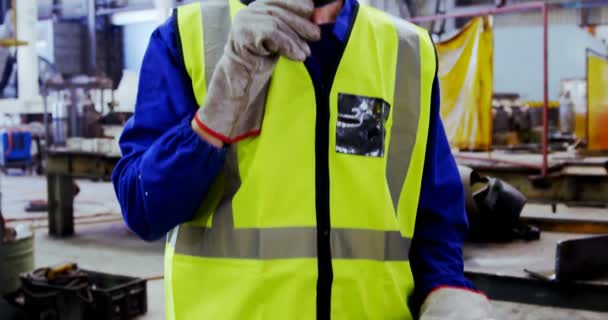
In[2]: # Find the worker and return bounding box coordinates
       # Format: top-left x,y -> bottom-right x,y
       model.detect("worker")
112,0 -> 493,319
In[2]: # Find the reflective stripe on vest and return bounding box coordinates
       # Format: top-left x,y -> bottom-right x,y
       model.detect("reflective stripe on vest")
172,0 -> 434,261
176,1 -> 233,106
167,149 -> 411,261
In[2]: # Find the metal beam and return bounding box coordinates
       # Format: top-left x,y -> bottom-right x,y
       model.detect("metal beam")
542,2 -> 549,177
409,1 -> 544,23
522,217 -> 608,234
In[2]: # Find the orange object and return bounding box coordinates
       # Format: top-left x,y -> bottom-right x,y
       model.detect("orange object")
46,263 -> 77,281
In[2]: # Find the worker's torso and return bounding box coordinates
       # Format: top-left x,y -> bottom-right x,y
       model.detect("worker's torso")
165,1 -> 437,319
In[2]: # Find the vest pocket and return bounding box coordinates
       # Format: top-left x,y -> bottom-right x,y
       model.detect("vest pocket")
336,93 -> 391,157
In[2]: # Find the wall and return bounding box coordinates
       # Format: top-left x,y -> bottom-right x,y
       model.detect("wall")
122,21 -> 157,72
494,23 -> 607,101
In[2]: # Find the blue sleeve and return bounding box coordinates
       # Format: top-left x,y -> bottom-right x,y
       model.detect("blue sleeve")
409,76 -> 477,308
112,15 -> 226,241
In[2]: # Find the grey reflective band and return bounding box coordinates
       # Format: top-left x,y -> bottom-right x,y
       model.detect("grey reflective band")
200,1 -> 231,88
169,147 -> 411,261
171,224 -> 411,261
386,18 -> 422,211
331,228 -> 411,261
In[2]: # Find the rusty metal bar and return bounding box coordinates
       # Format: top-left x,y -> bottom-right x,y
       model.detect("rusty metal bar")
542,2 -> 549,177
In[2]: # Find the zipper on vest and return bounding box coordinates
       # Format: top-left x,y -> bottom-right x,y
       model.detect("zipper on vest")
315,79 -> 332,320
309,4 -> 359,320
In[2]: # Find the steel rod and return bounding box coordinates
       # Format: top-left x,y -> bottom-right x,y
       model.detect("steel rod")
542,3 -> 549,177
408,1 -> 544,23
454,154 -> 543,170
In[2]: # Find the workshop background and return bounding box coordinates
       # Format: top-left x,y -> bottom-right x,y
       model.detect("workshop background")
1,0 -> 608,319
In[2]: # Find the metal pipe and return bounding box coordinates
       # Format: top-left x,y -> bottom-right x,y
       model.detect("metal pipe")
154,0 -> 172,21
542,3 -> 549,177
454,154 -> 543,170
15,0 -> 40,107
6,212 -> 115,223
42,92 -> 50,148
408,1 -> 544,23
68,88 -> 79,137
409,0 -> 608,23
87,0 -> 96,75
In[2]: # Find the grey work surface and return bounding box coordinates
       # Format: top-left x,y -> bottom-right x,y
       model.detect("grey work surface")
464,231 -> 608,316
2,175 -> 607,319
455,150 -> 608,170
464,232 -> 606,280
464,231 -> 608,289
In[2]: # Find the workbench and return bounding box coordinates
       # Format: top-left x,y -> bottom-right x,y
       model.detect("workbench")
464,232 -> 608,312
456,151 -> 608,206
46,148 -> 119,237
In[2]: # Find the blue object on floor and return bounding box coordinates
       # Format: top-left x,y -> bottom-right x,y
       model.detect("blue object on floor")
0,131 -> 32,166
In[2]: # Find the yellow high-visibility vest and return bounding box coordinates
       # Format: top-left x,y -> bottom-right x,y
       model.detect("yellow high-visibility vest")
165,0 -> 436,319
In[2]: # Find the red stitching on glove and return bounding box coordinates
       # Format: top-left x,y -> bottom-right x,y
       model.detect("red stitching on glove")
231,129 -> 262,143
194,114 -> 260,144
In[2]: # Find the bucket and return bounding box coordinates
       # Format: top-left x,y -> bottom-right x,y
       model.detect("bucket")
0,235 -> 35,295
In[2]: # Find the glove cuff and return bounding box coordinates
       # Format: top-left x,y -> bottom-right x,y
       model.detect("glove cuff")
426,285 -> 489,301
420,287 -> 493,320
193,113 -> 261,144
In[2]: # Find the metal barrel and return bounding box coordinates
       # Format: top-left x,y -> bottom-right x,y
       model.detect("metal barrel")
0,235 -> 35,295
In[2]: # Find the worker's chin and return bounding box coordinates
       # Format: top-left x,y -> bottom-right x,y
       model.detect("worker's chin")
311,0 -> 341,24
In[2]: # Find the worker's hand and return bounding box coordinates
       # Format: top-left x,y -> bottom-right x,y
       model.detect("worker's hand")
231,0 -> 321,61
192,0 -> 320,144
419,288 -> 496,320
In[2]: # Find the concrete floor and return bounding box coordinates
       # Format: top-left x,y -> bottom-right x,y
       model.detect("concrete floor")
2,175 -> 608,319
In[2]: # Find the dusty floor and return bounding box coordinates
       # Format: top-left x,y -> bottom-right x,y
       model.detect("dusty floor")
2,175 -> 607,319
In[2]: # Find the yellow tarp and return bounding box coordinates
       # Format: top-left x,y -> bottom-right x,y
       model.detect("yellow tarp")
587,51 -> 608,151
436,17 -> 494,150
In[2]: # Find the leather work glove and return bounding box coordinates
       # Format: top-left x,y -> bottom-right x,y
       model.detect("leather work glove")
419,288 -> 495,320
193,0 -> 321,143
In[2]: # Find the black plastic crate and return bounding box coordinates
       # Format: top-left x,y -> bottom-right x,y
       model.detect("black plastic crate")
13,269 -> 146,320
20,271 -> 91,320
86,270 -> 147,320
0,296 -> 25,320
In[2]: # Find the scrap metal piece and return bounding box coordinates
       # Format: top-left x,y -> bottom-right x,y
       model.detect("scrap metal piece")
556,235 -> 608,281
